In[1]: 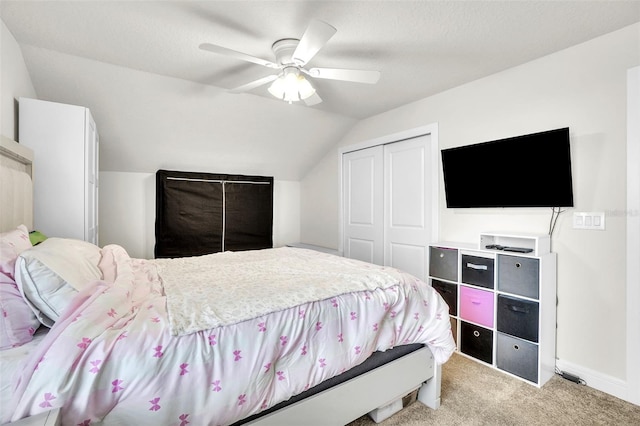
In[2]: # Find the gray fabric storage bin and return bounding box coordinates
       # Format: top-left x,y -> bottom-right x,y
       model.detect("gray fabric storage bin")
497,332 -> 539,383
498,255 -> 539,298
429,247 -> 458,282
461,254 -> 494,289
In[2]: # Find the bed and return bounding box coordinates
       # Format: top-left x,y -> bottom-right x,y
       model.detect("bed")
0,135 -> 455,425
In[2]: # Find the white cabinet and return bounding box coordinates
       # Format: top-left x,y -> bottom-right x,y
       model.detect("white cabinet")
429,233 -> 557,387
18,98 -> 99,244
341,135 -> 435,280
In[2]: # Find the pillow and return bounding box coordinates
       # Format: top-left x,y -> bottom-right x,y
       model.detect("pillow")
0,274 -> 39,350
0,225 -> 40,350
16,238 -> 103,327
29,230 -> 48,246
0,224 -> 32,280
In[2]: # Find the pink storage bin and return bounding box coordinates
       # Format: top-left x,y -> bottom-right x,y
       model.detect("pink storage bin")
459,285 -> 494,328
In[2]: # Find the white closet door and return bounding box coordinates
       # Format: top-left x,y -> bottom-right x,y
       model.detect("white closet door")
342,146 -> 384,265
384,135 -> 432,280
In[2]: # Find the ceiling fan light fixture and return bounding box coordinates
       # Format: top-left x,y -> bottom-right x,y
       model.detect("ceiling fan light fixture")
297,76 -> 316,99
268,67 -> 316,104
267,76 -> 286,99
200,19 -> 380,107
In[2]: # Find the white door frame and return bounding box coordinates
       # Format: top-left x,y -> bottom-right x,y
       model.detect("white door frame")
626,66 -> 639,406
338,123 -> 440,256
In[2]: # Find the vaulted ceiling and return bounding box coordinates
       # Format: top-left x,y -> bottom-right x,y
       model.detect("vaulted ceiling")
2,1 -> 638,178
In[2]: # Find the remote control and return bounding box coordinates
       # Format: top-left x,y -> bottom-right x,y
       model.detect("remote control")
503,247 -> 533,253
485,244 -> 505,250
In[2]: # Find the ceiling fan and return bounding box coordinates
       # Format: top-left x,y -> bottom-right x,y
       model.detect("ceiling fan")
199,19 -> 381,106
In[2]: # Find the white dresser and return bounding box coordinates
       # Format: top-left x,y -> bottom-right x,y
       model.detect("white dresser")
18,98 -> 99,244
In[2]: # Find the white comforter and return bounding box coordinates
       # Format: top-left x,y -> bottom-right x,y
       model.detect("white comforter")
156,247 -> 408,335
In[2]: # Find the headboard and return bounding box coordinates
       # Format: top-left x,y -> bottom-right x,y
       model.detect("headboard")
0,135 -> 34,233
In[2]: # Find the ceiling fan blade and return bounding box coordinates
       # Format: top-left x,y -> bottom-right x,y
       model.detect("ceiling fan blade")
230,74 -> 278,93
199,43 -> 279,69
303,92 -> 323,106
308,67 -> 381,84
292,19 -> 337,66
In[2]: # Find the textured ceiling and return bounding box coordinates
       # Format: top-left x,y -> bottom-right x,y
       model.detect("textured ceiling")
3,1 -> 639,120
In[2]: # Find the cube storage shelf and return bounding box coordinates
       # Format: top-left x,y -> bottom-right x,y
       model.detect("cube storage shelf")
429,233 -> 557,387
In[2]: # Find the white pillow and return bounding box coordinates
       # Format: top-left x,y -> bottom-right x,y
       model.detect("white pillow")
16,238 -> 103,326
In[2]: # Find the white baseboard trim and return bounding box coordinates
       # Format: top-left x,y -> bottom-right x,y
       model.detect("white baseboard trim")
555,358 -> 630,403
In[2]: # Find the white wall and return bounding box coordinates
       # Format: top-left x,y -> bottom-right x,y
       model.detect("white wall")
301,23 -> 640,401
99,171 -> 300,259
626,66 -> 640,405
0,20 -> 36,141
98,172 -> 154,259
272,180 -> 301,249
299,147 -> 341,250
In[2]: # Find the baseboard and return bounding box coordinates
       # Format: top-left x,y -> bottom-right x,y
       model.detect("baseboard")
555,358 -> 630,403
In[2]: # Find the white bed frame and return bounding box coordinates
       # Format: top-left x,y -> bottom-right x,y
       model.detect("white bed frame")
0,135 -> 442,425
248,346 -> 441,425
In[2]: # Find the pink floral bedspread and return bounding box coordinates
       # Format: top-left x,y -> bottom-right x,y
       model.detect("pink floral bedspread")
6,246 -> 455,425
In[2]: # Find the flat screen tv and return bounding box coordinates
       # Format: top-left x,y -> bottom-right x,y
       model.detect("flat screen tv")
441,127 -> 574,208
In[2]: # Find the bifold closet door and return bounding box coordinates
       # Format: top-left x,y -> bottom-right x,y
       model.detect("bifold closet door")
342,146 -> 384,265
342,134 -> 433,280
384,134 -> 432,281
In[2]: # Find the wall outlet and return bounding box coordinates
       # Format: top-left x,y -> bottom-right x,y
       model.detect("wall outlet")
573,212 -> 605,230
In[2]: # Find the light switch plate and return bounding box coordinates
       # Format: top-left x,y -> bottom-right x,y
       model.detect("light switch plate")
573,212 -> 605,230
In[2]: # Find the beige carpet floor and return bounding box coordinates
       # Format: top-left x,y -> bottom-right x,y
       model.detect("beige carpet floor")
347,353 -> 640,425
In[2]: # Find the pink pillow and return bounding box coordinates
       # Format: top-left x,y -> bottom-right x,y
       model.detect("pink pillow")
0,225 -> 40,350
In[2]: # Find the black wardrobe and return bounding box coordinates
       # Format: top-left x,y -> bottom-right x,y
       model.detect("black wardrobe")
155,169 -> 274,258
